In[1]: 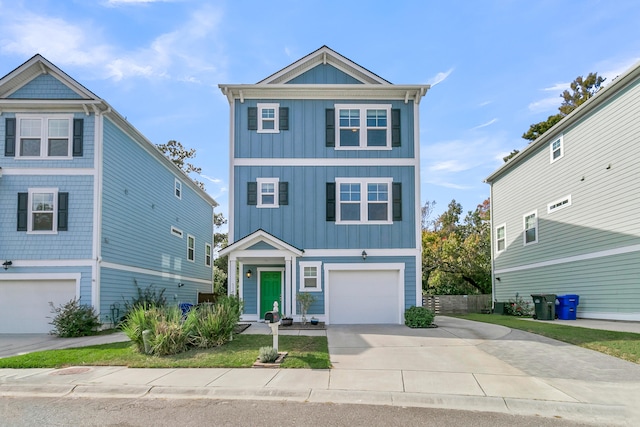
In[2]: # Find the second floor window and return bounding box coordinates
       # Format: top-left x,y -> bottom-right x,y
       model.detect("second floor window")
335,178 -> 393,224
523,211 -> 538,245
258,103 -> 279,133
17,115 -> 73,158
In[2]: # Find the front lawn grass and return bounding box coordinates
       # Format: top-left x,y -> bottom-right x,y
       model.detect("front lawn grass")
457,314 -> 640,364
0,335 -> 330,369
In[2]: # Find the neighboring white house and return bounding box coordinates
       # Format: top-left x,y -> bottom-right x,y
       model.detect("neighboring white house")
485,61 -> 640,322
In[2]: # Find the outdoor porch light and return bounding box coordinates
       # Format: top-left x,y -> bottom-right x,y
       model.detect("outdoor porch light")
3,260 -> 12,270
361,250 -> 367,260
246,269 -> 252,278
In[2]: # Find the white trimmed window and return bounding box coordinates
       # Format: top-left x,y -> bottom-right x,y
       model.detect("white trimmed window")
16,114 -> 73,158
335,104 -> 392,149
299,261 -> 322,291
336,178 -> 392,224
205,243 -> 212,267
187,234 -> 195,262
175,179 -> 182,199
257,103 -> 279,133
523,211 -> 538,245
495,224 -> 506,254
171,226 -> 183,238
28,188 -> 58,233
550,135 -> 563,163
548,195 -> 572,214
257,177 -> 279,208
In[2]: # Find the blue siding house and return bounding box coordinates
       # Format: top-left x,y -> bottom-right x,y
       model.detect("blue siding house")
0,55 -> 218,333
219,46 -> 429,324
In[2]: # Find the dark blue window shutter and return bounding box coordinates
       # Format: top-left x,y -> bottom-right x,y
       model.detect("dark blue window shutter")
392,182 -> 402,221
247,182 -> 257,205
391,109 -> 401,147
17,193 -> 28,231
72,119 -> 84,157
248,107 -> 258,130
279,107 -> 289,130
325,109 -> 335,147
58,192 -> 69,231
5,118 -> 16,157
279,182 -> 288,205
326,182 -> 336,221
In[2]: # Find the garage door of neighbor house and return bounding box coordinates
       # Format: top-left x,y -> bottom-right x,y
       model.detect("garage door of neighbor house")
328,269 -> 401,324
0,280 -> 77,333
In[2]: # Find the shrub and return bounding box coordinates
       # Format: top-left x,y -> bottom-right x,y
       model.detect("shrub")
184,296 -> 243,348
121,305 -> 163,353
297,292 -> 317,324
121,280 -> 167,320
404,306 -> 435,328
258,346 -> 279,363
49,298 -> 101,337
149,306 -> 188,356
505,293 -> 533,316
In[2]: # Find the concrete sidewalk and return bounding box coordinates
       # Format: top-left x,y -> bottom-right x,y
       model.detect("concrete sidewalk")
1,318 -> 638,425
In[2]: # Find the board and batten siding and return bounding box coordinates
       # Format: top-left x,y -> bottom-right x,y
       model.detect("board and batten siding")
234,165 -> 416,250
233,99 -> 416,160
286,64 -> 364,84
491,75 -> 640,319
100,118 -> 213,284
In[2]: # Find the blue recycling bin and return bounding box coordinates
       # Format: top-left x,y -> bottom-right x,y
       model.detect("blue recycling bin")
556,294 -> 579,320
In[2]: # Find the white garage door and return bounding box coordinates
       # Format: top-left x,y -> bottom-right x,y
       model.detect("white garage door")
328,269 -> 401,324
0,280 -> 76,333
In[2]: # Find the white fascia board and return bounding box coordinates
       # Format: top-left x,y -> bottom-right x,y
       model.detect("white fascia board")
303,249 -> 419,257
218,84 -> 430,103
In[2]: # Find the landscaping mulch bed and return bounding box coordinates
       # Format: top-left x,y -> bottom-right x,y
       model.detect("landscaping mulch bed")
234,323 -> 251,334
279,322 -> 325,330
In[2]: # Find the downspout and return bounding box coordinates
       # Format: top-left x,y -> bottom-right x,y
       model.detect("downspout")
489,182 -> 496,309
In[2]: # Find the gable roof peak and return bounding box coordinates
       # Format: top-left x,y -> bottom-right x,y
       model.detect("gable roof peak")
258,45 -> 391,85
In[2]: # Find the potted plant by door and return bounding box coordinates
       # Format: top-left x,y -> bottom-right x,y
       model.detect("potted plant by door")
310,317 -> 319,325
281,316 -> 293,326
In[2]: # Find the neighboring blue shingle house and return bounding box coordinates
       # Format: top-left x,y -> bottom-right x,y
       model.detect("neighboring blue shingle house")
485,61 -> 640,322
219,46 -> 429,324
0,55 -> 218,333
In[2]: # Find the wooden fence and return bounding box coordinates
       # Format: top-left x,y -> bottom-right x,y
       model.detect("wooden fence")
423,294 -> 491,315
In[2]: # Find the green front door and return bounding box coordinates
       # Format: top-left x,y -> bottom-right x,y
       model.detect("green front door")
260,271 -> 282,318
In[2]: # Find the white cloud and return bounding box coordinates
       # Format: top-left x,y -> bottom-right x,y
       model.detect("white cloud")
0,3 -> 224,83
472,118 -> 498,129
527,96 -> 561,114
201,174 -> 222,185
106,0 -> 174,4
426,67 -> 454,86
543,82 -> 569,92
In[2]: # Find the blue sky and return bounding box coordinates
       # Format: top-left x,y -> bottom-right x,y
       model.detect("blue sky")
1,0 -> 639,225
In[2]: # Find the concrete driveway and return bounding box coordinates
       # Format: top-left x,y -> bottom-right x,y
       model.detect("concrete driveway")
0,332 -> 130,358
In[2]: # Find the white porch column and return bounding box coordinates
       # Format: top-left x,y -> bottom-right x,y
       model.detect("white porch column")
284,257 -> 292,316
228,258 -> 237,296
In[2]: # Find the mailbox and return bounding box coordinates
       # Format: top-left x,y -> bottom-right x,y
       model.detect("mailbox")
264,311 -> 281,323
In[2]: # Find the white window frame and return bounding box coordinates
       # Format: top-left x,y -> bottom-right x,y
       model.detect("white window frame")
523,210 -> 538,246
16,114 -> 73,159
257,103 -> 279,133
175,179 -> 182,199
334,104 -> 392,150
335,177 -> 393,224
205,243 -> 212,267
547,195 -> 572,214
550,135 -> 564,163
299,261 -> 322,292
171,226 -> 183,238
27,188 -> 59,234
257,177 -> 279,208
187,234 -> 195,262
495,223 -> 506,254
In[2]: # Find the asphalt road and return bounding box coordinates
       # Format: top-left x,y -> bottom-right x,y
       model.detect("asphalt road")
0,397 -> 597,427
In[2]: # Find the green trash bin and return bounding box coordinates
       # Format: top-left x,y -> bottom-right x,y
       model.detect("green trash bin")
531,294 -> 556,320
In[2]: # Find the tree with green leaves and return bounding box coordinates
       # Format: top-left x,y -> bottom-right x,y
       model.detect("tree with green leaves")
521,72 -> 605,143
422,199 -> 491,294
156,139 -> 205,189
